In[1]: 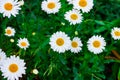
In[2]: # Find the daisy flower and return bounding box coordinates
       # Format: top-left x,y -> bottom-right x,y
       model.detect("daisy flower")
0,0 -> 21,18
49,31 -> 71,53
87,35 -> 106,54
111,27 -> 120,40
17,38 -> 30,50
41,0 -> 61,14
73,0 -> 94,13
1,55 -> 26,80
70,37 -> 83,53
5,26 -> 15,37
64,9 -> 83,25
0,49 -> 6,65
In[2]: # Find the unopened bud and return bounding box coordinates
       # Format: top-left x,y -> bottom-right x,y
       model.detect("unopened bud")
32,32 -> 36,36
10,39 -> 14,43
32,69 -> 39,75
75,31 -> 78,35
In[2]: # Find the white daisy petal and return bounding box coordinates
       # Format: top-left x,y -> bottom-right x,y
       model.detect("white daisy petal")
64,9 -> 83,25
70,37 -> 83,53
18,0 -> 24,6
41,0 -> 61,14
87,35 -> 106,54
1,55 -> 26,80
67,0 -> 73,4
0,49 -> 7,66
0,0 -> 21,18
17,38 -> 30,50
111,27 -> 120,40
49,31 -> 71,53
73,0 -> 94,13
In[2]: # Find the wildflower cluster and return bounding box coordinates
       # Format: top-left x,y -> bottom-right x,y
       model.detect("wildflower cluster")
0,0 -> 120,79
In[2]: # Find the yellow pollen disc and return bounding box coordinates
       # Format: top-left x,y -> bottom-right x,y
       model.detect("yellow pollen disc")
47,2 -> 56,9
93,40 -> 101,48
70,14 -> 78,20
21,42 -> 27,47
6,29 -> 12,34
71,41 -> 78,48
79,0 -> 87,7
4,3 -> 13,10
56,38 -> 64,46
9,64 -> 18,73
114,31 -> 120,36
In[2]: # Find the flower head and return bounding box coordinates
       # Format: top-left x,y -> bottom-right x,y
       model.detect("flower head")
70,37 -> 83,53
1,55 -> 26,80
41,0 -> 61,14
64,9 -> 83,25
17,38 -> 30,50
87,35 -> 106,54
73,0 -> 94,13
5,27 -> 15,37
0,0 -> 21,18
111,27 -> 120,40
49,31 -> 71,53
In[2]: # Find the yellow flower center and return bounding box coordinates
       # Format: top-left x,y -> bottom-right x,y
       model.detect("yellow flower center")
114,31 -> 120,36
56,38 -> 64,46
79,0 -> 87,7
93,40 -> 101,48
47,2 -> 56,9
9,64 -> 18,73
70,14 -> 78,20
71,41 -> 78,48
4,3 -> 13,11
6,29 -> 12,34
21,42 -> 27,47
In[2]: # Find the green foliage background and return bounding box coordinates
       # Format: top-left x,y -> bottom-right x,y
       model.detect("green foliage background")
0,0 -> 120,80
